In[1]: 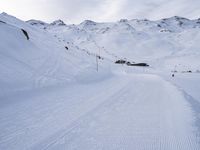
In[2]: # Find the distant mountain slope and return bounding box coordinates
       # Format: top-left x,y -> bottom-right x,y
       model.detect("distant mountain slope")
28,15 -> 200,71
0,12 -> 200,95
0,12 -> 200,150
0,13 -> 109,95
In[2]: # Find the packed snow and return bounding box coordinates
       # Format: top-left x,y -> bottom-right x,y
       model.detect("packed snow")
0,12 -> 200,150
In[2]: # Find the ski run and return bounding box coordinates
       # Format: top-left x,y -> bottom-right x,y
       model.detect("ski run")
0,12 -> 200,150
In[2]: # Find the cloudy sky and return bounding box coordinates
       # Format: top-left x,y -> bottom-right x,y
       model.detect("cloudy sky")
0,0 -> 200,24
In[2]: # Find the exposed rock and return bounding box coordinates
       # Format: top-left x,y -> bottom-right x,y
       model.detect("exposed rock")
21,29 -> 29,40
50,20 -> 66,26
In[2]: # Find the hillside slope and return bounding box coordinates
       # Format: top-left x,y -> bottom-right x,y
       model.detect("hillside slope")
0,13 -> 110,96
0,13 -> 200,150
27,16 -> 200,72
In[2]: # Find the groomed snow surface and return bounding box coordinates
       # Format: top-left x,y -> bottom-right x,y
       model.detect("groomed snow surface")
0,13 -> 200,150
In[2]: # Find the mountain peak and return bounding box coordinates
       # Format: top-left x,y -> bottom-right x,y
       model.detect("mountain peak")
162,16 -> 190,21
1,12 -> 8,15
0,12 -> 15,19
81,20 -> 97,26
26,19 -> 48,26
119,19 -> 128,23
50,19 -> 66,26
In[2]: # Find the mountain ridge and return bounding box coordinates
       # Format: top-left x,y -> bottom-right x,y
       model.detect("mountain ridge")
0,12 -> 200,94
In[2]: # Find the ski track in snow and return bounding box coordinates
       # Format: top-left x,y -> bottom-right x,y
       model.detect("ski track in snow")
1,73 -> 199,150
1,13 -> 200,150
45,74 -> 199,150
162,75 -> 200,141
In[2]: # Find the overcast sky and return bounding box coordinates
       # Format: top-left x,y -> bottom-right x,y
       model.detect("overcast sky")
0,0 -> 200,24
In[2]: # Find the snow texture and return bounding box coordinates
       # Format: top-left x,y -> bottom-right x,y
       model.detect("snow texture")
0,12 -> 200,150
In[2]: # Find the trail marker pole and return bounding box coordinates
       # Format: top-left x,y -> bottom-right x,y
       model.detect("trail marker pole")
96,55 -> 98,72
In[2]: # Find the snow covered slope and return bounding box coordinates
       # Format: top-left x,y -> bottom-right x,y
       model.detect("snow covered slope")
0,13 -> 110,96
27,16 -> 200,73
0,13 -> 200,150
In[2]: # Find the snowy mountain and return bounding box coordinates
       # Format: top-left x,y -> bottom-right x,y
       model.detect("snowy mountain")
36,15 -> 200,72
0,13 -> 200,150
0,13 -> 111,95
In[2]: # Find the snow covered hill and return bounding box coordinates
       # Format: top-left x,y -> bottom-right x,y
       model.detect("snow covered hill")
0,13 -> 111,96
0,12 -> 200,150
27,15 -> 200,72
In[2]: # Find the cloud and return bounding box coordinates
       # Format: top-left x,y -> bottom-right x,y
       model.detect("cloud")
0,0 -> 200,24
42,0 -> 126,23
119,0 -> 200,20
46,0 -> 108,22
